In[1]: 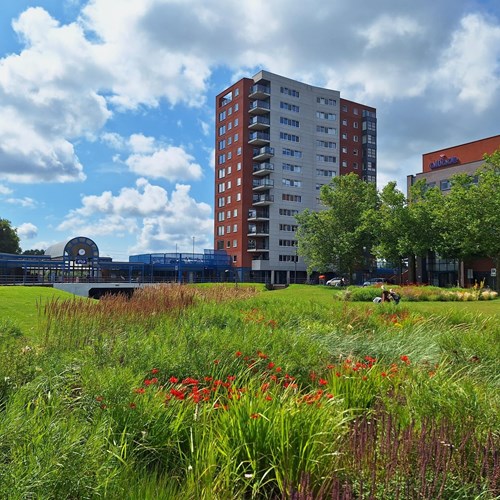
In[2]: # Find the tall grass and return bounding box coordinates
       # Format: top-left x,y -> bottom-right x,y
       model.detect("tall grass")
0,284 -> 498,498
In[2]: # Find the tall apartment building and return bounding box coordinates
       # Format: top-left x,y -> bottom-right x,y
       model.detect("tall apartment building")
214,70 -> 377,284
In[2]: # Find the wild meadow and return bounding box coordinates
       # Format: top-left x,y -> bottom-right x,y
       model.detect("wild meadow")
0,284 -> 499,499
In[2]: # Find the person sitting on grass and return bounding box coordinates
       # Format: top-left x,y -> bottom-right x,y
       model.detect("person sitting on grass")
389,288 -> 401,304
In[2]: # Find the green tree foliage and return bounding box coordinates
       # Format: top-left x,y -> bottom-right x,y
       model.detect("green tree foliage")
22,249 -> 45,255
296,173 -> 377,280
0,218 -> 21,254
475,151 -> 500,290
369,182 -> 412,280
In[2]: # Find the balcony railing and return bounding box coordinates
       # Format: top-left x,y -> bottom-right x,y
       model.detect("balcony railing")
249,83 -> 271,99
253,146 -> 274,161
249,116 -> 271,130
252,194 -> 274,205
252,178 -> 274,191
248,209 -> 269,220
252,162 -> 274,176
249,131 -> 270,145
249,100 -> 270,114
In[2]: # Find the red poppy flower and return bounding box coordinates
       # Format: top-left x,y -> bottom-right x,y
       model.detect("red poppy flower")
133,387 -> 145,394
235,351 -> 242,357
318,378 -> 328,386
250,413 -> 260,419
129,402 -> 137,409
151,368 -> 159,374
169,376 -> 179,384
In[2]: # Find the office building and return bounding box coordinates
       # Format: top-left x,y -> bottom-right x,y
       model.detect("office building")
214,70 -> 377,283
407,134 -> 500,287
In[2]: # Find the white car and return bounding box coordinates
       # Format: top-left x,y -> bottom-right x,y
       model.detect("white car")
326,278 -> 344,286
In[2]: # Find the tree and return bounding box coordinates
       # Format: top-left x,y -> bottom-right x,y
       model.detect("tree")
296,173 -> 377,282
369,182 -> 412,283
475,150 -> 500,291
22,249 -> 45,255
0,218 -> 21,254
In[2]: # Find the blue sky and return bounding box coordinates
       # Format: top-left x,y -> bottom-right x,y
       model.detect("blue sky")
1,0 -> 499,260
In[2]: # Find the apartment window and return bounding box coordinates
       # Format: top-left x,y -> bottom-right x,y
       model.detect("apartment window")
218,154 -> 226,165
233,209 -> 238,217
282,194 -> 302,202
282,163 -> 302,173
316,154 -> 336,163
227,123 -> 232,131
342,119 -> 347,126
227,151 -> 232,160
237,147 -> 242,155
280,101 -> 300,112
280,117 -> 300,127
218,212 -> 225,222
227,166 -> 232,174
219,111 -> 226,121
317,97 -> 337,106
279,254 -> 298,262
234,118 -> 239,126
218,168 -> 225,178
316,125 -> 336,135
282,148 -> 302,158
236,177 -> 241,186
316,140 -> 336,149
227,136 -> 232,146
342,161 -> 347,167
280,132 -> 300,142
342,133 -> 347,139
280,86 -> 300,97
226,225 -> 231,234
226,196 -> 231,204
233,224 -> 237,232
353,122 -> 359,129
354,108 -> 359,115
226,241 -> 231,248
227,180 -> 232,189
342,147 -> 347,153
234,133 -> 239,142
233,240 -> 237,248
234,103 -> 239,111
218,197 -> 225,207
316,183 -> 326,190
234,88 -> 239,96
218,182 -> 225,193
218,140 -> 225,150
353,162 -> 358,169
316,169 -> 336,177
237,162 -> 242,171
217,226 -> 224,236
317,111 -> 336,120
282,178 -> 302,187
279,208 -> 299,216
218,125 -> 226,136
367,148 -> 376,158
279,224 -> 298,232
342,105 -> 348,112
279,239 -> 298,246
353,148 -> 358,155
226,210 -> 231,219
228,106 -> 232,115
236,192 -> 241,201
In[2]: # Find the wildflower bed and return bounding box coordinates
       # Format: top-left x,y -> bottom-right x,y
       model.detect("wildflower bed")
0,284 -> 498,499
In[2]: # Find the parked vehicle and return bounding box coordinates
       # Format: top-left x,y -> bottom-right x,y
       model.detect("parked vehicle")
326,277 -> 346,286
362,277 -> 389,287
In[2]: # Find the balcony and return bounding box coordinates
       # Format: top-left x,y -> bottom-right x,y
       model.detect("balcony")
248,209 -> 269,221
248,131 -> 270,146
253,146 -> 274,161
249,83 -> 271,99
247,243 -> 270,252
252,162 -> 274,176
252,178 -> 274,191
249,100 -> 270,115
248,115 -> 271,131
252,194 -> 274,206
247,224 -> 269,236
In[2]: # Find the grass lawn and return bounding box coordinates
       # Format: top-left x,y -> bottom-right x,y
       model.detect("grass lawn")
0,285 -> 82,334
